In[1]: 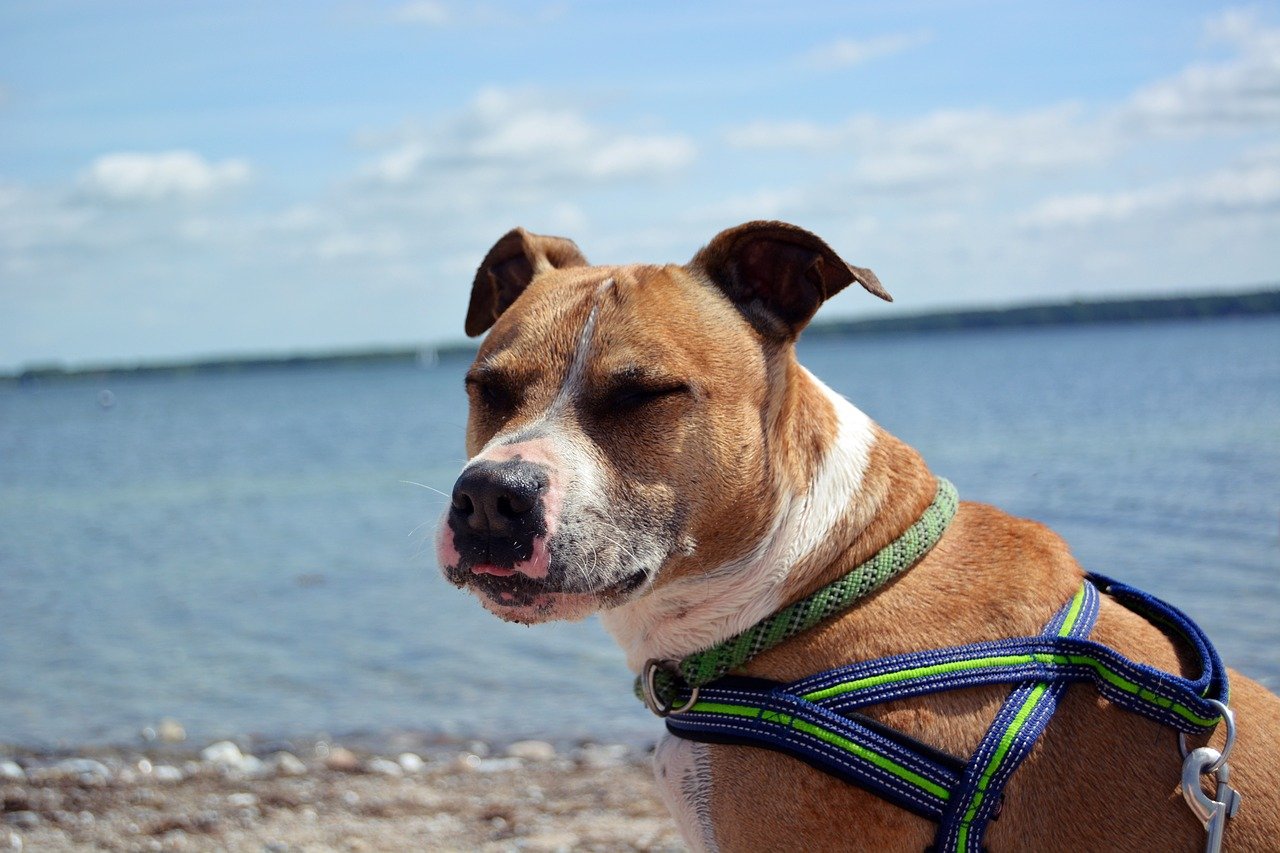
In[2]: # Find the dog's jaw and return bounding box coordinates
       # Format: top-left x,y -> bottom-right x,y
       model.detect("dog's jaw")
600,370 -> 878,672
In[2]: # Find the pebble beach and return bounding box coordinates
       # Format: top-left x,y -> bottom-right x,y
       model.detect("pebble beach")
0,735 -> 682,852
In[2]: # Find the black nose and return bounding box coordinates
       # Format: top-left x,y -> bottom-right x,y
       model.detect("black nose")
449,460 -> 548,538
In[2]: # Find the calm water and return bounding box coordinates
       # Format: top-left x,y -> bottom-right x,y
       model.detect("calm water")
2,317 -> 1278,748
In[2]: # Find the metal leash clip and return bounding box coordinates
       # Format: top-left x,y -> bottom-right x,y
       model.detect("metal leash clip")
1179,701 -> 1242,853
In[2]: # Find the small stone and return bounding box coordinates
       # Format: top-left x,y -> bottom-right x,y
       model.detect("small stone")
506,740 -> 555,762
473,757 -> 521,773
264,843 -> 289,853
520,831 -> 580,852
227,793 -> 258,807
201,741 -> 244,766
466,740 -> 491,758
153,765 -> 184,783
364,758 -> 402,777
270,752 -> 307,776
4,830 -> 21,850
1,813 -> 39,830
162,829 -> 189,851
324,747 -> 360,772
576,743 -> 629,768
53,758 -> 111,784
341,790 -> 360,807
343,839 -> 370,852
396,752 -> 424,773
0,761 -> 24,781
158,718 -> 186,743
238,755 -> 267,778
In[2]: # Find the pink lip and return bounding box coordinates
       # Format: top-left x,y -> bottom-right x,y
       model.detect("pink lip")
471,564 -> 517,577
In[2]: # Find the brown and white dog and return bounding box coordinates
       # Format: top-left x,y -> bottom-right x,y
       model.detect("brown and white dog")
436,221 -> 1280,851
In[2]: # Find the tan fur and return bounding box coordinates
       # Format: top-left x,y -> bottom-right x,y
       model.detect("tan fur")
701,374 -> 1280,852
448,223 -> 1280,851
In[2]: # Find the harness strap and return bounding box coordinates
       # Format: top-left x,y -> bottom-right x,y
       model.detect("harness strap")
786,574 -> 1227,733
667,681 -> 963,821
934,581 -> 1100,853
662,576 -> 1230,849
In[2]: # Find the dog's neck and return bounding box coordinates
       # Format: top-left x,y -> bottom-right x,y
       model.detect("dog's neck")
601,359 -> 935,672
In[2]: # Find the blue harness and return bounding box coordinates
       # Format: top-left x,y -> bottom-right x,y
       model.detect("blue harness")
661,574 -> 1230,852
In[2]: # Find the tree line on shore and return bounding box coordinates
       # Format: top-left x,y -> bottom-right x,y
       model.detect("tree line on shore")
7,287 -> 1278,384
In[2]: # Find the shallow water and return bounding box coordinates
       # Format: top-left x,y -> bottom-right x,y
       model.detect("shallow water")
1,316 -> 1277,748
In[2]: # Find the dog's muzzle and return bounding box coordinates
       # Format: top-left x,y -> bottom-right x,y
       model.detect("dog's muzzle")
447,458 -> 549,571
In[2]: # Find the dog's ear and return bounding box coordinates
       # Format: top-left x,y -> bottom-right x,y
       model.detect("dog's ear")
465,227 -> 589,337
690,220 -> 891,340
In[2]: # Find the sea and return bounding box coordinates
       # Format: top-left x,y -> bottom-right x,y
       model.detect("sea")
2,316 -> 1278,750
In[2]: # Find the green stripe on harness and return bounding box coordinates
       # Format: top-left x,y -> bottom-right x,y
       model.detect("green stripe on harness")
949,582 -> 1090,851
686,699 -> 954,802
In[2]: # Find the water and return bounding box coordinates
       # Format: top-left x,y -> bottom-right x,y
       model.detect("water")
1,317 -> 1277,749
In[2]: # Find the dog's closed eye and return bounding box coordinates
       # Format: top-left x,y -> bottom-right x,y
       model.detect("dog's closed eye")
465,371 -> 521,413
601,367 -> 691,411
607,381 -> 690,410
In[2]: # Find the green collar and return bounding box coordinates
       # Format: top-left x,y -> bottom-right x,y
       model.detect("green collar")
639,478 -> 959,715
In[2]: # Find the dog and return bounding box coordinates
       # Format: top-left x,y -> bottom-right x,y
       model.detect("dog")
436,221 -> 1280,851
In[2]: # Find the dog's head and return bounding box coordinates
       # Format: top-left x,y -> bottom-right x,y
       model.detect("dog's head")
436,221 -> 890,623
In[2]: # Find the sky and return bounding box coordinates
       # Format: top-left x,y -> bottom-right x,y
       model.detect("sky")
1,1 -> 1277,370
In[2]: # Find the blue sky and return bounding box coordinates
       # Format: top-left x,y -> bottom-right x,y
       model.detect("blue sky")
1,1 -> 1277,369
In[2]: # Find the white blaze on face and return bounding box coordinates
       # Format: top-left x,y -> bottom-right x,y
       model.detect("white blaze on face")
437,276 -> 627,618
601,369 -> 877,670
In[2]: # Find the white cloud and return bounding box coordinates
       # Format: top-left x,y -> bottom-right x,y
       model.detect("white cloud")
1018,160 -> 1280,229
362,88 -> 695,188
389,1 -> 567,28
79,151 -> 250,202
802,32 -> 933,71
1125,8 -> 1280,131
728,105 -> 1103,192
730,9 -> 1280,198
392,0 -> 450,26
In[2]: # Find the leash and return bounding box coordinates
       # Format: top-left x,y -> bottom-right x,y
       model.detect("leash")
635,481 -> 1241,852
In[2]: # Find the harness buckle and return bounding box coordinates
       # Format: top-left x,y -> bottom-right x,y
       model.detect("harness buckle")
641,659 -> 699,717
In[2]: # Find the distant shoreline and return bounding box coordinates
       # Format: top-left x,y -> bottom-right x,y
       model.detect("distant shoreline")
6,286 -> 1278,384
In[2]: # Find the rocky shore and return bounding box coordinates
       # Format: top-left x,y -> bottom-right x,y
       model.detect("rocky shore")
1,736 -> 683,852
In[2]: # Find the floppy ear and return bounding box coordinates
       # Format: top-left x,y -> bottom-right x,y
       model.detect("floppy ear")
689,220 -> 891,340
465,227 -> 589,337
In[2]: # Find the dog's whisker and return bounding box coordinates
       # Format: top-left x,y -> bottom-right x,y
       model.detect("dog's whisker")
407,517 -> 436,539
399,479 -> 452,499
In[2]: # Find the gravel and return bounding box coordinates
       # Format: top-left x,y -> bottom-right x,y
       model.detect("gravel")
0,740 -> 684,851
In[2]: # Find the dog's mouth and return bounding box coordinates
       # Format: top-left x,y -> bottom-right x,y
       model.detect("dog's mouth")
447,562 -> 650,609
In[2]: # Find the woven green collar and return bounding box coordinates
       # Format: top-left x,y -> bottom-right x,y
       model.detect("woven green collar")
638,478 -> 959,715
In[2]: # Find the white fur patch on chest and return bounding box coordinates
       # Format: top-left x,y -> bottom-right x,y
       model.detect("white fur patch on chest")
602,370 -> 875,669
653,733 -> 718,852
